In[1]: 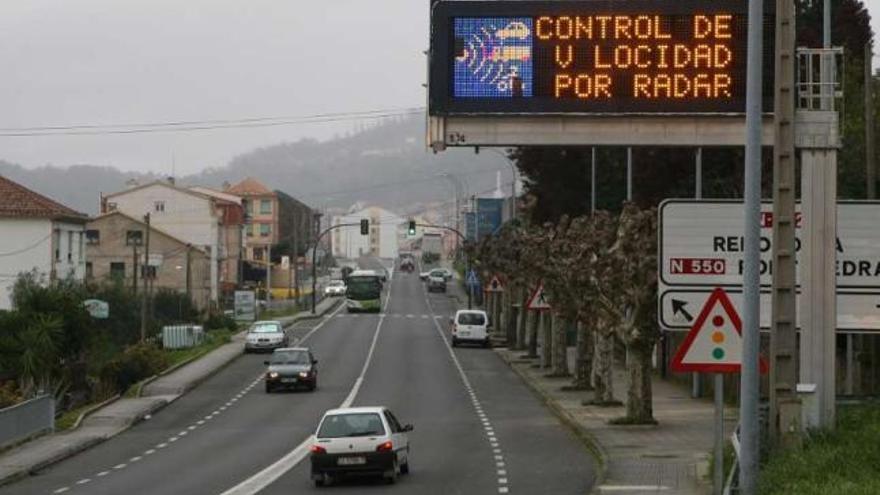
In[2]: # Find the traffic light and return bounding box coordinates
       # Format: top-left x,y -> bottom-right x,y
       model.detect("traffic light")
407,220 -> 416,236
360,218 -> 369,235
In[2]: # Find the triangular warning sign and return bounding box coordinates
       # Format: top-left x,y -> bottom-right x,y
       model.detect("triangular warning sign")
487,275 -> 504,292
526,283 -> 551,311
671,288 -> 768,374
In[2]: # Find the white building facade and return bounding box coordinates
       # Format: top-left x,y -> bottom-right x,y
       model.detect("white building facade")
331,206 -> 403,260
102,180 -> 224,304
0,177 -> 88,310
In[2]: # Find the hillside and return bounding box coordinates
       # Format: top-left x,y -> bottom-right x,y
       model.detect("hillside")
0,116 -> 509,216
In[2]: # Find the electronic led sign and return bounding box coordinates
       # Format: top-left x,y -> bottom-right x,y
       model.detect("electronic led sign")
429,1 -> 774,115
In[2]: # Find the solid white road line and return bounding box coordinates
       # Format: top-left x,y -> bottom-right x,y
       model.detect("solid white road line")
218,279 -> 392,495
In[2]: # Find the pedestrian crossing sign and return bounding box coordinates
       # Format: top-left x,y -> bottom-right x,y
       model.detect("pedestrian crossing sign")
671,288 -> 768,374
466,270 -> 479,287
526,283 -> 551,311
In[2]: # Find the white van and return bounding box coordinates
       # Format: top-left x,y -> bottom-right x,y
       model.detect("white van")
450,309 -> 490,348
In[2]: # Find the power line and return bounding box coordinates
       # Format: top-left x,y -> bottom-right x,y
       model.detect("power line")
0,107 -> 424,137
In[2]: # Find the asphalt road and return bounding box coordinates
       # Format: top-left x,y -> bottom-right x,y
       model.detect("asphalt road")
4,259 -> 596,495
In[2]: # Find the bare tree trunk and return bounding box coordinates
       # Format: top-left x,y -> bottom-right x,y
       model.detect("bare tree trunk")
590,327 -> 617,405
540,311 -> 552,368
526,309 -> 540,358
515,288 -> 528,350
624,342 -> 655,423
569,319 -> 593,390
550,313 -> 570,377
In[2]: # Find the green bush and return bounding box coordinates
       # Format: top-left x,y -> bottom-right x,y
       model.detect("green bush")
204,313 -> 237,332
0,381 -> 22,408
98,343 -> 169,394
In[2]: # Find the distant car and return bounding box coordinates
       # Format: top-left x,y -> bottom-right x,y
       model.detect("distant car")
264,347 -> 318,393
324,280 -> 346,297
419,270 -> 432,281
451,309 -> 491,348
244,320 -> 288,353
310,406 -> 413,486
427,273 -> 446,293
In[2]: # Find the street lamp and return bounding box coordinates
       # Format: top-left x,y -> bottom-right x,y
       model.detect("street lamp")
478,148 -> 518,221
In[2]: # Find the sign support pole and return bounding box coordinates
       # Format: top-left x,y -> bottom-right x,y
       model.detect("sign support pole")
590,147 -> 596,215
714,373 -> 723,495
740,0 -> 765,489
693,148 -> 704,399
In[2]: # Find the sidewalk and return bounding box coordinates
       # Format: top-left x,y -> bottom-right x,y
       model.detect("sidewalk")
495,347 -> 738,495
0,297 -> 340,486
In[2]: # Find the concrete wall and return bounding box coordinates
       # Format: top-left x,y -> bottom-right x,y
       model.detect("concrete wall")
0,219 -> 52,310
0,395 -> 54,449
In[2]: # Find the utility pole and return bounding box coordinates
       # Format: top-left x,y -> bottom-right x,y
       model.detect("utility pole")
140,213 -> 151,342
132,243 -> 138,294
185,244 -> 192,302
769,0 -> 801,448
867,41 -> 876,200
626,147 -> 633,201
266,243 -> 272,304
739,0 -> 765,490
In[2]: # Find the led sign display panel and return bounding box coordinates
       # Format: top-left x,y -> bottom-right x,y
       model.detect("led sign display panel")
430,1 -> 774,115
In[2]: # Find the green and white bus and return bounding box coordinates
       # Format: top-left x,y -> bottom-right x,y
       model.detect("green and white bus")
344,270 -> 383,313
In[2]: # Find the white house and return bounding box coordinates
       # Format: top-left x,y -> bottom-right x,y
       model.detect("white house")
101,179 -> 227,304
331,206 -> 404,260
0,175 -> 88,310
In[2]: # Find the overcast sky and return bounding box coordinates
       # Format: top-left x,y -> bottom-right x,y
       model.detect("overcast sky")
1,1 -> 878,175
0,0 -> 427,174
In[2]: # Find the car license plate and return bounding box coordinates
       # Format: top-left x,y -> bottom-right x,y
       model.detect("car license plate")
281,378 -> 297,383
459,331 -> 470,336
338,456 -> 366,466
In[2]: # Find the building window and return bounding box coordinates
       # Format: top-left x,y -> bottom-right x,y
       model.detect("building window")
110,262 -> 125,279
67,231 -> 74,262
246,224 -> 254,237
85,262 -> 93,279
86,229 -> 100,245
243,199 -> 252,214
106,202 -> 117,212
78,232 -> 84,261
260,223 -> 271,237
154,201 -> 165,213
126,230 -> 143,246
260,200 -> 271,215
53,229 -> 60,261
253,247 -> 264,261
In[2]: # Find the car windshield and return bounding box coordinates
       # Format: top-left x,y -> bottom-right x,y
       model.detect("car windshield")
430,271 -> 445,277
458,312 -> 486,325
270,350 -> 310,365
329,281 -> 344,287
318,413 -> 386,438
250,323 -> 281,333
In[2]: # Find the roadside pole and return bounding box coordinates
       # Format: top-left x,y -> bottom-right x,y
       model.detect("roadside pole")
311,222 -> 360,313
693,148 -> 703,399
714,373 -> 723,495
140,213 -> 151,342
740,0 -> 764,489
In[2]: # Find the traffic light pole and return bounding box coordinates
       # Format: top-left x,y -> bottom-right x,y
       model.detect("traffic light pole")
414,223 -> 472,309
311,222 -> 360,314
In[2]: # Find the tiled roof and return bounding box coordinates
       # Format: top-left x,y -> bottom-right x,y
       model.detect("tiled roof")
226,177 -> 274,196
0,175 -> 88,221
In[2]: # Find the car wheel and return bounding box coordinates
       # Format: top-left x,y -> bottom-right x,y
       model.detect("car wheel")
385,459 -> 399,484
400,459 -> 410,475
451,338 -> 458,347
310,381 -> 317,392
265,384 -> 273,393
484,339 -> 491,348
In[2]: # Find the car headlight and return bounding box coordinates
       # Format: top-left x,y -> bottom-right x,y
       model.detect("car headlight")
267,372 -> 279,379
298,371 -> 309,378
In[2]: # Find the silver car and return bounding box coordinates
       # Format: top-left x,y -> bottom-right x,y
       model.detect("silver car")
244,320 -> 289,353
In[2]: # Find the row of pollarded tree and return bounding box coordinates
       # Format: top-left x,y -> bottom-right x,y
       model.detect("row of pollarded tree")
469,202 -> 659,424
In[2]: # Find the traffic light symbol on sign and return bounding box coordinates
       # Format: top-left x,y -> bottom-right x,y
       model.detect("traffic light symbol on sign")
408,220 -> 416,236
360,219 -> 369,235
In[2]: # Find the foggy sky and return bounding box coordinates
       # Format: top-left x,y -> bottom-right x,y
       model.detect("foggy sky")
1,1 -> 878,175
0,0 -> 427,174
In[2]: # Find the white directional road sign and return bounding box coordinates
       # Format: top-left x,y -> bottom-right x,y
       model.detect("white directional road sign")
659,200 -> 880,332
660,289 -> 880,331
660,200 -> 880,289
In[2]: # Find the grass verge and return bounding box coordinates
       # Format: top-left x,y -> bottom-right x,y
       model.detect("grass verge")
55,403 -> 94,432
758,403 -> 880,495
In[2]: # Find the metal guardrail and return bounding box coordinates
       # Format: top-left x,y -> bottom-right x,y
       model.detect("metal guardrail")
723,425 -> 741,495
0,395 -> 54,449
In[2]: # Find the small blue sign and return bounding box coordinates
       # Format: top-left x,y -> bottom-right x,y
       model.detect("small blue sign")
466,270 -> 480,287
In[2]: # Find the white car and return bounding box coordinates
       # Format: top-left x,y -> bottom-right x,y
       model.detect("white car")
244,320 -> 289,353
310,406 -> 413,486
451,309 -> 491,348
324,280 -> 346,297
